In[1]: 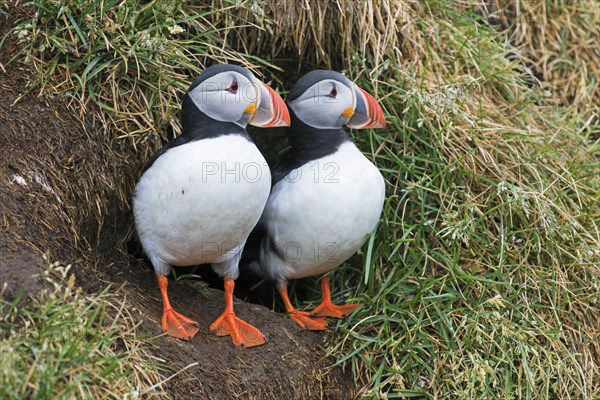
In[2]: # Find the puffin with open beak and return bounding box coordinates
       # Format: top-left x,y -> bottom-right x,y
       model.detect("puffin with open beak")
245,70 -> 386,330
133,64 -> 290,346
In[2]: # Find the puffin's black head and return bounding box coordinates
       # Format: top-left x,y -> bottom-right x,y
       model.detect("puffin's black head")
181,64 -> 290,134
287,70 -> 386,130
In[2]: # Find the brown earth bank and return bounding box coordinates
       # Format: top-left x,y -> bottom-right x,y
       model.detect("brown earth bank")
0,38 -> 358,400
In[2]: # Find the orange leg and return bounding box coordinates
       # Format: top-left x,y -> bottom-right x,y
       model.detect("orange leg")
158,275 -> 200,341
278,285 -> 328,330
310,276 -> 361,318
210,279 -> 266,348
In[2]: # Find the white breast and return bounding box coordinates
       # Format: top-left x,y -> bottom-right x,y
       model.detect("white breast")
133,135 -> 271,269
261,142 -> 385,280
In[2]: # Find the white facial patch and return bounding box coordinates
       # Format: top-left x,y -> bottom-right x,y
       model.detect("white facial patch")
187,71 -> 258,126
288,79 -> 355,129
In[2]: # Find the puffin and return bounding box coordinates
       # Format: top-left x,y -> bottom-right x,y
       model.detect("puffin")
245,70 -> 386,330
133,64 -> 290,347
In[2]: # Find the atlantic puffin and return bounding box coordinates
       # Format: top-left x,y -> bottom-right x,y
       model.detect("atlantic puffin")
133,64 -> 290,347
245,70 -> 386,329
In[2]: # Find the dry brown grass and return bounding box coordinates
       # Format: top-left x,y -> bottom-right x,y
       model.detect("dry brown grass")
482,0 -> 600,111
218,0 -> 599,119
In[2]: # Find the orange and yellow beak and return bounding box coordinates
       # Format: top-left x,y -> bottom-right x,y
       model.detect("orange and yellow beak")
249,81 -> 291,128
346,86 -> 386,129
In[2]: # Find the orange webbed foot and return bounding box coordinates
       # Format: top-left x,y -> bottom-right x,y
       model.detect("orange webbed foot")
310,301 -> 361,318
210,311 -> 266,348
210,278 -> 266,348
162,309 -> 200,341
157,275 -> 199,341
278,284 -> 328,330
310,276 -> 361,318
289,310 -> 328,330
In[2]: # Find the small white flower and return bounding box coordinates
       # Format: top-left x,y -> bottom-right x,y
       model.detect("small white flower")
168,25 -> 184,35
497,180 -> 508,193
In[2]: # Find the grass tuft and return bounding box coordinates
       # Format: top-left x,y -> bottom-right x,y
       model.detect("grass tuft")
0,260 -> 168,399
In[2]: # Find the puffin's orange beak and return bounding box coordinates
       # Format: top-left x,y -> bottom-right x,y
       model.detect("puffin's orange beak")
346,86 -> 386,129
249,81 -> 291,128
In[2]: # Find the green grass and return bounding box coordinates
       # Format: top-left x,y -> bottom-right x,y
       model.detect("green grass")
325,3 -> 600,398
0,261 -> 168,399
2,0 -> 599,398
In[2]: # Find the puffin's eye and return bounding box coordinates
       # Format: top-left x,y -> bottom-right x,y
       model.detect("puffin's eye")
327,88 -> 337,99
227,79 -> 239,94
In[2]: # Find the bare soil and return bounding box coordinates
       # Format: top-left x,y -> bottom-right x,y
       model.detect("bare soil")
0,32 -> 357,400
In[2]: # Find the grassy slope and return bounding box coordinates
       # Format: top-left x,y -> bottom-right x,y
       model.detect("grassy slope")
2,0 -> 599,398
329,2 -> 600,398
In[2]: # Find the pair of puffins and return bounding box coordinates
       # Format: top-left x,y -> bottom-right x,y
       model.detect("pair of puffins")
133,65 -> 386,347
